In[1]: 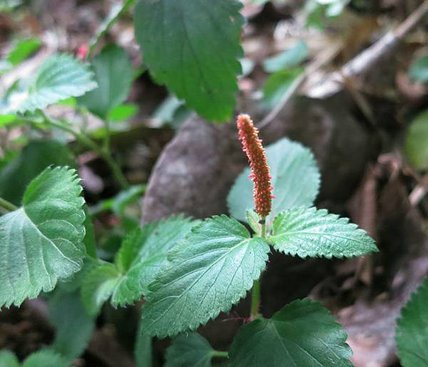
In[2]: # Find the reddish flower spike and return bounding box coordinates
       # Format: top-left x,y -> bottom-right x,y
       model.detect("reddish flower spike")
236,114 -> 273,219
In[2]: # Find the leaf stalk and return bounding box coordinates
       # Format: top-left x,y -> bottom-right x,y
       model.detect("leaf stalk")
0,197 -> 17,212
29,112 -> 130,189
212,350 -> 229,359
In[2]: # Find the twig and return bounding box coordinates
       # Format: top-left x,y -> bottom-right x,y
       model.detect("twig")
309,1 -> 428,98
28,113 -> 130,189
257,42 -> 342,129
409,184 -> 427,206
342,1 -> 428,78
258,2 -> 428,128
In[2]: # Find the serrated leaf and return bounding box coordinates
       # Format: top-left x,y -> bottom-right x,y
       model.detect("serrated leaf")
134,0 -> 243,122
229,299 -> 352,367
396,277 -> 428,367
82,216 -> 196,313
0,140 -> 75,205
0,166 -> 86,308
23,350 -> 70,367
9,54 -> 96,113
78,45 -> 133,118
269,207 -> 377,258
0,351 -> 19,367
165,333 -> 214,367
405,109 -> 428,170
48,289 -> 95,360
228,137 -> 320,223
141,215 -> 270,338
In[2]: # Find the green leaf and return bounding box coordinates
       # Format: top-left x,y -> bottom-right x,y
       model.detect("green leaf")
83,206 -> 97,258
165,333 -> 214,367
78,45 -> 133,118
108,103 -> 138,122
82,216 -> 196,313
23,350 -> 70,367
48,289 -> 95,360
0,0 -> 22,12
90,0 -> 135,51
324,0 -> 350,16
228,137 -> 320,223
152,95 -> 186,127
269,207 -> 377,258
141,215 -> 270,337
263,67 -> 303,109
8,54 -> 96,113
7,38 -> 41,66
134,0 -> 243,122
0,351 -> 19,367
91,184 -> 145,216
0,114 -> 17,127
304,0 -> 348,28
0,350 -> 70,367
229,299 -> 352,367
0,166 -> 86,308
263,41 -> 308,73
81,262 -> 120,315
0,140 -> 75,205
405,109 -> 428,170
409,55 -> 428,83
396,277 -> 428,367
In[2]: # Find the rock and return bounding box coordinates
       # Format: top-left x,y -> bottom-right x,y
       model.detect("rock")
142,91 -> 379,222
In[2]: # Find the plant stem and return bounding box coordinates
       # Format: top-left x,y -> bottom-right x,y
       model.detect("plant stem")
250,221 -> 266,321
250,278 -> 261,321
0,197 -> 17,212
39,113 -> 129,189
211,350 -> 229,359
261,221 -> 266,238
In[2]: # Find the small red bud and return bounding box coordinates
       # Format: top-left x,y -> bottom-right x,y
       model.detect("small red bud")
76,44 -> 89,60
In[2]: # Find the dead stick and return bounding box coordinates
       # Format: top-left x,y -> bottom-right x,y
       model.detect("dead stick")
258,2 -> 428,129
342,1 -> 428,78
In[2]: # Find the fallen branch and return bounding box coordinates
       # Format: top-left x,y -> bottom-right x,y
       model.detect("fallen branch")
259,2 -> 428,128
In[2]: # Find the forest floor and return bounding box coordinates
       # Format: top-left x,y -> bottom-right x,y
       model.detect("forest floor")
0,0 -> 428,366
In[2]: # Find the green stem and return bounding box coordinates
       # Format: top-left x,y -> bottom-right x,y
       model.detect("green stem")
250,278 -> 261,321
211,350 -> 229,359
261,221 -> 266,238
103,119 -> 111,152
250,221 -> 266,321
39,113 -> 129,189
0,197 -> 18,212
